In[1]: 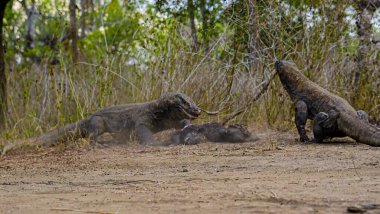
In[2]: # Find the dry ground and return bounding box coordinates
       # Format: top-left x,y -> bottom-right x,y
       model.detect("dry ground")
0,129 -> 379,214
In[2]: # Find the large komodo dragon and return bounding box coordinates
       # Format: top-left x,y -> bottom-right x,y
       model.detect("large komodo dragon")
275,60 -> 380,147
32,93 -> 201,147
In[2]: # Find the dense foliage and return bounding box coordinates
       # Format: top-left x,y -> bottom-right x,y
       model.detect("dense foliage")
1,0 -> 380,138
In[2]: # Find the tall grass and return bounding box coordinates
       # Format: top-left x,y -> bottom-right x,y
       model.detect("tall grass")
3,1 -> 380,140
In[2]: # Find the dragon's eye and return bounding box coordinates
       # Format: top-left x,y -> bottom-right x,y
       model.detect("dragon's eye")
177,95 -> 188,105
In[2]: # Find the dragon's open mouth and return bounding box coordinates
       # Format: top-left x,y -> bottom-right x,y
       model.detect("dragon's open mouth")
181,107 -> 201,119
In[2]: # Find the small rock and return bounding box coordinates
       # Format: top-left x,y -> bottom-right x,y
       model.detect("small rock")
347,206 -> 366,213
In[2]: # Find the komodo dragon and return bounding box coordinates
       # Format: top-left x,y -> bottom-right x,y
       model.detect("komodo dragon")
170,123 -> 259,145
32,93 -> 201,147
274,60 -> 380,146
170,124 -> 206,145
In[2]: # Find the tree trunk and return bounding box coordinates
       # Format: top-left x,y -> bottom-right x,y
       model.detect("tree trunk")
199,0 -> 209,52
0,0 -> 11,131
80,0 -> 86,38
23,0 -> 37,50
246,0 -> 258,75
69,0 -> 79,62
89,0 -> 95,32
353,0 -> 380,97
187,0 -> 199,50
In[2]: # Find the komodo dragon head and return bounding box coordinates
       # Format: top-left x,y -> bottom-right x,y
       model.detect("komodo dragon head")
274,60 -> 303,82
159,93 -> 201,120
274,60 -> 311,98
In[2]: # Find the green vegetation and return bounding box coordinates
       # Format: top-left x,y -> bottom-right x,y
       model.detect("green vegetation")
1,0 -> 379,140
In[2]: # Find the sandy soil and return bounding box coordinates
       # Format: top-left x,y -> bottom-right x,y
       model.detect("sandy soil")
0,129 -> 379,214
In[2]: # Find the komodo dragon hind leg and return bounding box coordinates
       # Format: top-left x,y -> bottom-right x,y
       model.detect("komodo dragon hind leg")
295,101 -> 310,143
313,112 -> 329,143
87,116 -> 107,143
313,110 -> 339,144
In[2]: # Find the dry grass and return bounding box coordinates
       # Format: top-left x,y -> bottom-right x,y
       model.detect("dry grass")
3,1 -> 380,141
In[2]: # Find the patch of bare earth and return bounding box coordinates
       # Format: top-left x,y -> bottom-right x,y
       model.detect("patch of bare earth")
0,129 -> 379,214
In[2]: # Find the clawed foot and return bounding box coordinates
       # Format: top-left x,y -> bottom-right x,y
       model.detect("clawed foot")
300,136 -> 311,144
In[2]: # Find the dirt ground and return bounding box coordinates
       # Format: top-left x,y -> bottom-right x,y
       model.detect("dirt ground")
0,129 -> 379,214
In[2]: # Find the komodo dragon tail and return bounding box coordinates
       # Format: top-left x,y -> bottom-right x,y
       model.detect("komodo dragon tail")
31,119 -> 89,147
339,114 -> 380,147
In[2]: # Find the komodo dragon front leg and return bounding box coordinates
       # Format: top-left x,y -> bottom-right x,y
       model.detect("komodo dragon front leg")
135,122 -> 159,146
295,100 -> 310,143
86,116 -> 107,143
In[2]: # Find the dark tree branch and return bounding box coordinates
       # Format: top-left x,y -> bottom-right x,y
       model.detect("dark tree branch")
69,0 -> 79,62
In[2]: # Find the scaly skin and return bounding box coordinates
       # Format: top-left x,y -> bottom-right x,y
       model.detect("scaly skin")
32,93 -> 201,146
170,125 -> 206,145
275,60 -> 380,147
170,123 -> 259,145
